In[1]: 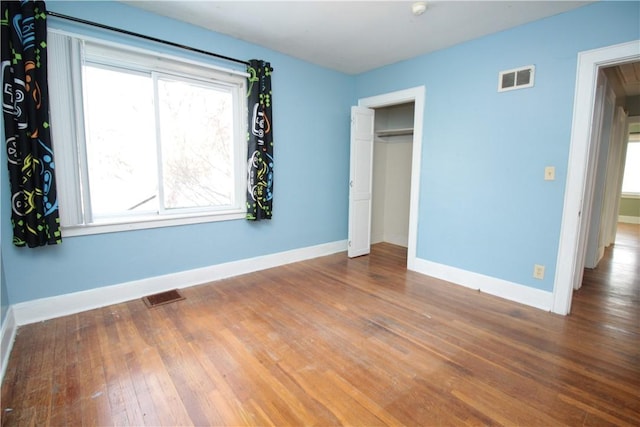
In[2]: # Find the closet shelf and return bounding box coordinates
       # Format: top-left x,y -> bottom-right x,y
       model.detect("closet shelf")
375,128 -> 413,137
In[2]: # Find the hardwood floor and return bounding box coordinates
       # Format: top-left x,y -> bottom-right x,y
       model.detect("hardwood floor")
2,225 -> 638,426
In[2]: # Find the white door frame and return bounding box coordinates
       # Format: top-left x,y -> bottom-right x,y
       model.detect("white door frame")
601,106 -> 628,249
553,40 -> 640,315
583,73 -> 616,270
358,86 -> 425,270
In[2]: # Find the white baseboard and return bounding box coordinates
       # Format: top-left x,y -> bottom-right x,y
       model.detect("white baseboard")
618,215 -> 640,224
412,258 -> 553,312
12,240 -> 347,326
1,307 -> 17,384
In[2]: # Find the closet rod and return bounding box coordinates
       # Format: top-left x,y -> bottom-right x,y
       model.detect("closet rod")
46,11 -> 250,67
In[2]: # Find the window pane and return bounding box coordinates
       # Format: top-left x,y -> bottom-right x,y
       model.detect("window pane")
157,77 -> 235,209
83,65 -> 158,217
621,142 -> 640,194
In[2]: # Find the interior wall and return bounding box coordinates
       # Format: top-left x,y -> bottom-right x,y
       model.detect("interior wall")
2,1 -> 638,308
0,262 -> 6,326
355,0 -> 640,293
372,141 -> 387,244
0,1 -> 356,304
383,140 -> 412,246
619,197 -> 640,222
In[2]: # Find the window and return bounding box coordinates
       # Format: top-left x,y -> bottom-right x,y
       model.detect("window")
48,30 -> 247,236
621,139 -> 640,196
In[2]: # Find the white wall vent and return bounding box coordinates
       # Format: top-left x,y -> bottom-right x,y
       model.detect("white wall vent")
498,65 -> 535,92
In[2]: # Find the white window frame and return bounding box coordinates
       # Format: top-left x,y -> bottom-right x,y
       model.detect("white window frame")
47,29 -> 249,237
621,138 -> 640,198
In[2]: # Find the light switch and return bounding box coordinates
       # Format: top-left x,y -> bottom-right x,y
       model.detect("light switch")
544,166 -> 555,181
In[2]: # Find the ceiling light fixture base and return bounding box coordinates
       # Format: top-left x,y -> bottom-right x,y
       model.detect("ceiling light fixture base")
412,2 -> 427,16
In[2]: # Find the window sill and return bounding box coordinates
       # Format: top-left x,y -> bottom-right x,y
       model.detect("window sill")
62,210 -> 246,237
621,193 -> 640,200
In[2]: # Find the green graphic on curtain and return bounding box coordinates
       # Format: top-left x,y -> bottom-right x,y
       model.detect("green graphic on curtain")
246,59 -> 273,221
1,1 -> 61,247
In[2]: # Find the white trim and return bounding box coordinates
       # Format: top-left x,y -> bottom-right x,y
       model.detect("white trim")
358,86 -> 425,272
1,307 -> 17,384
619,215 -> 640,224
48,29 -> 249,236
554,40 -> 640,316
621,193 -> 640,199
62,211 -> 246,237
413,258 -> 553,312
11,240 -> 347,326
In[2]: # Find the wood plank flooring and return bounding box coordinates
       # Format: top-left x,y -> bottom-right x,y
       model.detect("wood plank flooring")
2,225 -> 639,426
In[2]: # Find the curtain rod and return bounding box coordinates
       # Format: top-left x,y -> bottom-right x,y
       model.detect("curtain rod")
46,11 -> 250,67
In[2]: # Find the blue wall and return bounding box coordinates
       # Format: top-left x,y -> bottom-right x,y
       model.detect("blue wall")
356,0 -> 640,292
1,257 -> 7,325
2,1 -> 638,307
1,1 -> 355,304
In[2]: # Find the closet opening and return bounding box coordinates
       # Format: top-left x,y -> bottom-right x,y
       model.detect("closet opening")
371,102 -> 415,248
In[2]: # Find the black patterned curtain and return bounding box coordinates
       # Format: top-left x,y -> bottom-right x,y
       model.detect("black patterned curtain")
1,1 -> 61,247
246,59 -> 273,221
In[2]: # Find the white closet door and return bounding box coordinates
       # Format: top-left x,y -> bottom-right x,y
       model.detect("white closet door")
348,106 -> 375,257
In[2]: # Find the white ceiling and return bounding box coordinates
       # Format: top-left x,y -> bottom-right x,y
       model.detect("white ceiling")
122,0 -> 593,75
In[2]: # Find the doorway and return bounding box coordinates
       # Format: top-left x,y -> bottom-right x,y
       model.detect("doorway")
553,40 -> 640,315
355,86 -> 425,270
371,102 -> 414,249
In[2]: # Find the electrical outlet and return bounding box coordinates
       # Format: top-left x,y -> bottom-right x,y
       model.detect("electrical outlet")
533,264 -> 545,280
544,166 -> 555,181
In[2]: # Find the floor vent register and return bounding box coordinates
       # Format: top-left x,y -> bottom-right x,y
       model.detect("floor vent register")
142,289 -> 185,308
